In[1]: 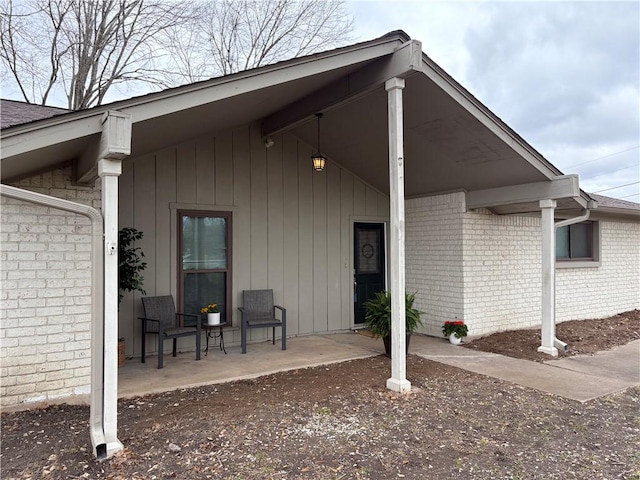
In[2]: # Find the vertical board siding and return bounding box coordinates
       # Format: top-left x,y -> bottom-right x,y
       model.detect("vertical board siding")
250,125 -> 268,291
195,136 -> 215,205
282,136 -> 300,335
327,166 -> 342,331
232,127 -> 252,346
118,161 -> 135,354
215,131 -> 234,206
312,164 -> 328,333
297,142 -> 314,335
340,171 -> 355,329
132,154 -> 157,355
120,124 -> 390,352
176,143 -> 196,204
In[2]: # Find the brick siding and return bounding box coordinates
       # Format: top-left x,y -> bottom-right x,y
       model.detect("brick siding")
1,166 -> 100,409
406,193 -> 640,338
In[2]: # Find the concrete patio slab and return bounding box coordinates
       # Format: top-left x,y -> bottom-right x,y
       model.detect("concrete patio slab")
118,333 -> 640,403
118,333 -> 384,398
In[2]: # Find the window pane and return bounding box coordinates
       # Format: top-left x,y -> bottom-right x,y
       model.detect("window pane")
182,216 -> 227,270
556,226 -> 569,259
183,272 -> 227,325
357,229 -> 381,274
570,223 -> 592,259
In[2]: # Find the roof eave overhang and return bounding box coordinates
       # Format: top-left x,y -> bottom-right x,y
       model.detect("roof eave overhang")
420,53 -> 561,183
1,32 -> 407,170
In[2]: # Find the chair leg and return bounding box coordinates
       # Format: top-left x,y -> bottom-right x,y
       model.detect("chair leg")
272,326 -> 275,345
241,321 -> 247,354
172,338 -> 177,357
195,332 -> 201,361
282,315 -> 286,351
141,323 -> 146,364
158,337 -> 164,369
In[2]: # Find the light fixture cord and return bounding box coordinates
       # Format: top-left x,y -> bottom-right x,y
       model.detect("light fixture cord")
316,113 -> 323,154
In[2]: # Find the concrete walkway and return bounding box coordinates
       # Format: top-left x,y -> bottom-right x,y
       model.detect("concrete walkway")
118,333 -> 640,403
411,336 -> 640,403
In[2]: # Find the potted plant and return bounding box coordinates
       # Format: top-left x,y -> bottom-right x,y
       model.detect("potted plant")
363,291 -> 423,357
118,227 -> 147,366
201,303 -> 220,325
442,319 -> 468,345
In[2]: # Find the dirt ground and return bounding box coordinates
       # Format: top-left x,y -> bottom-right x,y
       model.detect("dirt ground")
2,311 -> 639,480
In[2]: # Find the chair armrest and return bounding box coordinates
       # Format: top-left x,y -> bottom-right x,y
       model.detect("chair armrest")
274,305 -> 286,313
176,312 -> 201,331
138,317 -> 160,324
139,317 -> 161,334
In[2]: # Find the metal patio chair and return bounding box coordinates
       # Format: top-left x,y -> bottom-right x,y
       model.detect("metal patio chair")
139,295 -> 201,369
238,289 -> 286,354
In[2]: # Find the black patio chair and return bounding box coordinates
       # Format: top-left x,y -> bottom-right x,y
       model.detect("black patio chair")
139,295 -> 201,369
238,289 -> 286,354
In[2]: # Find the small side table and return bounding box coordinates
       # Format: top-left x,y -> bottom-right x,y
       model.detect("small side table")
202,322 -> 227,355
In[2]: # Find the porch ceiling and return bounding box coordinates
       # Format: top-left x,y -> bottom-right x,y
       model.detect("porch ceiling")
288,72 -> 551,200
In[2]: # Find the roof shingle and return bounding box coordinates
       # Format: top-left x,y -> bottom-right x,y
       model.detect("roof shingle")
1,99 -> 70,129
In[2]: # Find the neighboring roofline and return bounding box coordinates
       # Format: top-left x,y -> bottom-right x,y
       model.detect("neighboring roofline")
588,193 -> 640,218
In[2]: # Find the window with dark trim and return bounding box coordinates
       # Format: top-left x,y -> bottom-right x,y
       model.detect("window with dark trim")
556,221 -> 594,261
178,210 -> 232,325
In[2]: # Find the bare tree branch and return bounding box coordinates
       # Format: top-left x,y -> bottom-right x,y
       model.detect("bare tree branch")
1,0 -> 354,108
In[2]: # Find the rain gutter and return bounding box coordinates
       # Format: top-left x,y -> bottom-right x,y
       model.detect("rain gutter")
0,184 -> 109,459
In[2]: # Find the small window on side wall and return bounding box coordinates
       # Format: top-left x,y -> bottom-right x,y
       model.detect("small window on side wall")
556,221 -> 597,261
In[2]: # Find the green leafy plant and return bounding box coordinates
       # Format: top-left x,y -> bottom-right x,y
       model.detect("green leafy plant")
118,227 -> 147,306
442,320 -> 468,339
363,291 -> 423,338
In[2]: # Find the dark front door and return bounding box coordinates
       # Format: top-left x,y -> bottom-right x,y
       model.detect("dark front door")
354,222 -> 386,326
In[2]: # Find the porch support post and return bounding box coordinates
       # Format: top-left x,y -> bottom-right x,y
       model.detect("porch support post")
538,199 -> 558,356
98,158 -> 123,455
385,77 -> 410,393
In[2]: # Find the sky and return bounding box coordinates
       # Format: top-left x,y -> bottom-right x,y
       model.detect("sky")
346,0 -> 640,202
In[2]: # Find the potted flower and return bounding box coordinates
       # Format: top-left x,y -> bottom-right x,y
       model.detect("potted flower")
442,319 -> 468,345
363,291 -> 423,357
201,303 -> 220,325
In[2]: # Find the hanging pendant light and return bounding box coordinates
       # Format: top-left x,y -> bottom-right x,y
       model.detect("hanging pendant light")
311,113 -> 327,172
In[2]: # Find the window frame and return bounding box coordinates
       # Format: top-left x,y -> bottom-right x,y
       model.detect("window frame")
555,220 -> 601,268
177,209 -> 233,325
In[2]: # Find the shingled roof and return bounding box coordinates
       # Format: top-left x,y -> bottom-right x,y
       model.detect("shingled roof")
1,99 -> 70,129
590,193 -> 640,211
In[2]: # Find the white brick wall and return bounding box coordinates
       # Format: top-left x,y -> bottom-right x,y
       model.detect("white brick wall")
406,192 -> 640,339
1,166 -> 100,409
462,208 -> 542,335
406,193 -> 465,337
555,220 -> 640,321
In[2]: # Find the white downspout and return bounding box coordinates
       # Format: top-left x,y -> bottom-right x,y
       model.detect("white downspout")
0,184 -> 108,459
553,209 -> 591,352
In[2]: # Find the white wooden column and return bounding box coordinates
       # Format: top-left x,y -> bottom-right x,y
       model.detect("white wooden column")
385,77 -> 410,393
98,158 -> 124,455
538,199 -> 558,356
